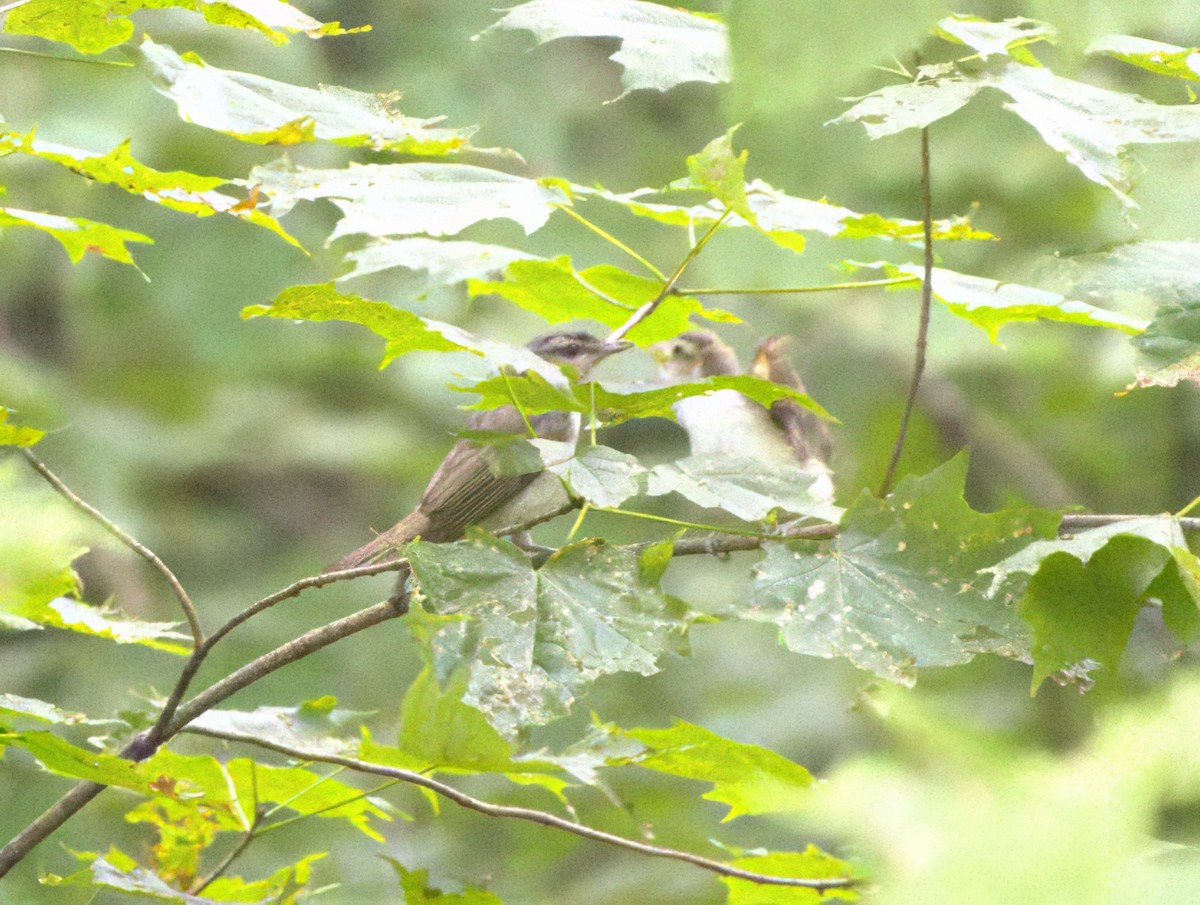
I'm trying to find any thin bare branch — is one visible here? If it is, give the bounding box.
[607,209,732,344]
[167,601,398,734]
[20,448,203,645]
[189,728,857,892]
[880,126,934,497]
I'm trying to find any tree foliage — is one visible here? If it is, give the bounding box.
[2,2,1200,903]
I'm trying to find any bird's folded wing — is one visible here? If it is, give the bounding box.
[752,336,832,464]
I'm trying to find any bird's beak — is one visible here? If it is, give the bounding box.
[599,339,635,358]
[648,341,670,365]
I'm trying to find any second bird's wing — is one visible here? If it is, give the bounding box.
[751,336,833,464]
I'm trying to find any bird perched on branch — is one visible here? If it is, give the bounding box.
[328,330,632,609]
[651,330,833,499]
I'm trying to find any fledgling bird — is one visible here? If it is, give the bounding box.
[328,330,631,609]
[651,330,834,500]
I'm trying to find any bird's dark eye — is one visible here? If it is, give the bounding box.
[673,343,685,355]
[563,342,582,357]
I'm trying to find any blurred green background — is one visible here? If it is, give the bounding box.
[2,1,1200,902]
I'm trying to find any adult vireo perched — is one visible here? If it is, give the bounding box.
[328,330,632,609]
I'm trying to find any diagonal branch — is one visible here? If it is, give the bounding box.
[20,448,203,645]
[185,727,857,892]
[879,126,934,497]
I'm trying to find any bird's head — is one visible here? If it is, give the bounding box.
[527,330,632,379]
[650,330,740,381]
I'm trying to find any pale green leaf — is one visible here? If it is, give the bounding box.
[615,719,814,820]
[1019,536,1174,689]
[588,179,991,250]
[547,444,644,508]
[0,407,44,447]
[468,256,737,346]
[143,748,394,840]
[0,206,152,265]
[896,264,1149,341]
[141,37,470,153]
[244,283,568,382]
[2,731,149,790]
[647,454,842,523]
[828,77,984,138]
[26,597,191,654]
[186,698,369,758]
[246,158,564,241]
[407,533,692,735]
[935,14,1057,62]
[477,0,730,100]
[745,455,1061,684]
[340,237,541,286]
[0,132,301,247]
[0,694,88,726]
[724,848,859,904]
[685,128,753,222]
[1088,34,1200,82]
[42,854,224,902]
[359,668,570,799]
[3,0,364,54]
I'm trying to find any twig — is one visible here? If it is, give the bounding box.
[607,209,732,344]
[0,601,399,877]
[187,728,857,892]
[20,448,203,646]
[678,276,920,295]
[166,602,398,734]
[879,126,934,497]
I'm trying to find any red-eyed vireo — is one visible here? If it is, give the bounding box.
[651,330,834,499]
[328,330,632,608]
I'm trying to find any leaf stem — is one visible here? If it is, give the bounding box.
[607,209,732,344]
[555,204,666,280]
[879,127,934,497]
[679,276,919,295]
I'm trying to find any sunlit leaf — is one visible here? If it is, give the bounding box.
[186,697,370,758]
[723,848,859,904]
[0,206,152,266]
[143,749,394,841]
[407,532,692,735]
[141,37,471,154]
[243,283,566,382]
[360,668,570,799]
[246,158,563,242]
[612,719,813,820]
[42,852,224,902]
[25,597,190,654]
[887,264,1149,341]
[828,77,984,138]
[685,128,753,222]
[340,237,541,286]
[468,257,737,346]
[4,0,364,54]
[0,132,301,247]
[745,455,1061,684]
[935,14,1056,64]
[647,455,842,523]
[2,731,149,790]
[0,408,44,447]
[0,694,88,726]
[1088,35,1200,82]
[587,179,990,251]
[476,0,730,100]
[200,853,325,905]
